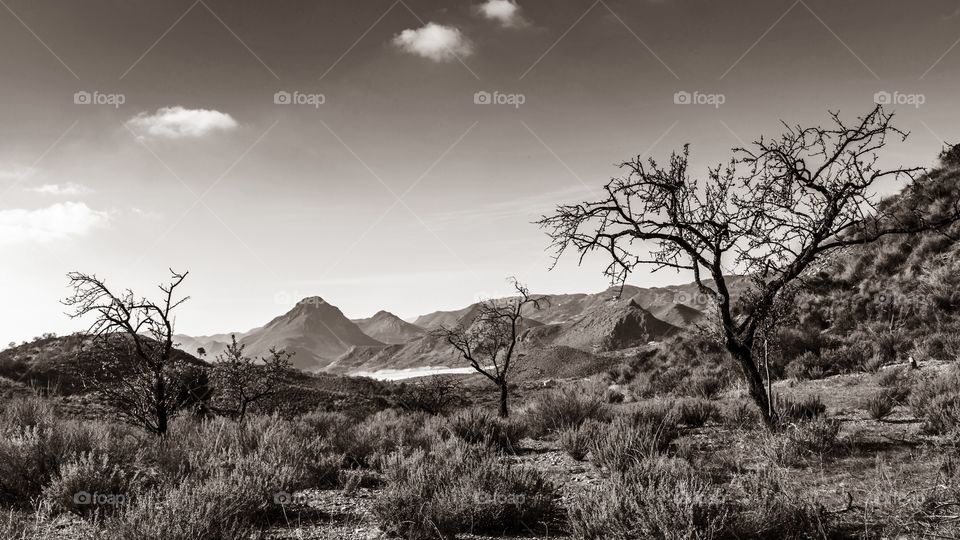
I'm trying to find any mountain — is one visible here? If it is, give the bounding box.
[174,332,236,359]
[238,297,384,372]
[353,311,425,344]
[412,306,475,329]
[524,300,680,352]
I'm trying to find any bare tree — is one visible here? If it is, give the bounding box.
[539,106,960,427]
[395,375,464,415]
[211,334,293,423]
[64,269,196,436]
[434,278,546,417]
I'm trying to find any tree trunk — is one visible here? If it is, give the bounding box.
[498,382,509,418]
[727,342,776,428]
[155,371,168,436]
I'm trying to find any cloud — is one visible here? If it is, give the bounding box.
[126,106,238,139]
[0,202,110,244]
[475,0,528,28]
[131,207,162,220]
[392,23,473,62]
[25,183,91,196]
[0,165,37,181]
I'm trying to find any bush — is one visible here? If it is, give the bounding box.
[671,398,719,428]
[524,384,609,437]
[101,469,266,540]
[558,420,603,461]
[909,368,960,433]
[921,394,960,435]
[43,453,142,517]
[591,406,678,473]
[787,418,841,454]
[721,400,761,429]
[785,351,831,380]
[685,371,726,400]
[448,409,526,454]
[864,389,897,421]
[373,440,559,539]
[776,394,825,424]
[568,457,729,539]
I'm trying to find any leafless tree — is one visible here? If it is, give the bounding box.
[395,375,464,415]
[64,269,197,436]
[434,278,546,417]
[539,106,960,427]
[211,334,293,423]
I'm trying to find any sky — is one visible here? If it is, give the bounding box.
[1,0,959,345]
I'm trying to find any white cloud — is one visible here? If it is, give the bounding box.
[126,106,238,139]
[392,23,473,62]
[475,0,528,28]
[0,165,37,181]
[131,207,162,220]
[0,202,110,244]
[25,183,91,196]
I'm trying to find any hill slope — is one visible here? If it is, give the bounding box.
[353,311,425,344]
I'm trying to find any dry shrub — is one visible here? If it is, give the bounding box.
[685,371,725,400]
[568,457,729,539]
[721,400,761,429]
[43,453,143,517]
[785,351,831,380]
[373,440,559,539]
[558,419,603,461]
[776,394,825,424]
[671,398,719,428]
[864,389,897,421]
[524,384,609,437]
[448,409,526,454]
[910,367,960,433]
[591,405,678,473]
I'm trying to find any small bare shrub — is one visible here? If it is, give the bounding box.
[721,400,760,429]
[864,389,897,421]
[776,394,825,424]
[671,398,719,428]
[373,440,559,539]
[787,417,841,454]
[558,420,603,461]
[524,384,609,437]
[568,457,728,539]
[686,372,725,400]
[591,406,678,473]
[448,409,526,454]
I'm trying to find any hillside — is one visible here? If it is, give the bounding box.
[239,297,385,372]
[353,311,425,344]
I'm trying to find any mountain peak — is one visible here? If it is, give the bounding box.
[296,296,328,307]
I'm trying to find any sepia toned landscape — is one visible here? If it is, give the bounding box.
[3,1,960,539]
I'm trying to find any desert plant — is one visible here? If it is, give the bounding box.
[524,383,609,437]
[448,408,526,454]
[722,400,761,430]
[787,417,841,454]
[671,398,719,428]
[864,389,898,421]
[591,406,678,473]
[558,420,603,461]
[776,394,826,424]
[373,440,559,539]
[568,457,729,539]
